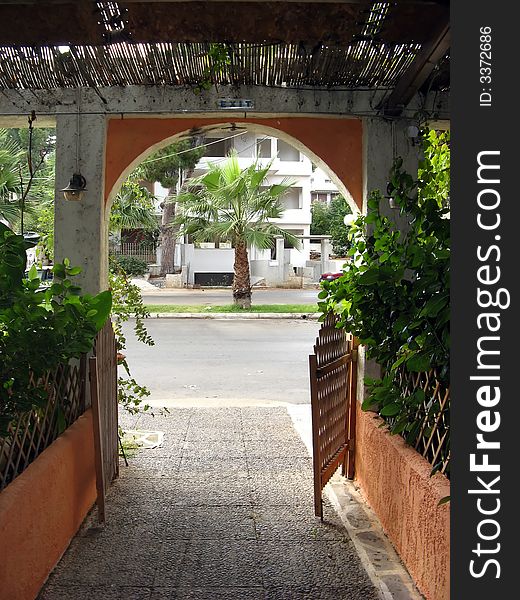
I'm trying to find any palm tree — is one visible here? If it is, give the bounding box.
[174,150,299,308]
[140,138,204,276]
[0,130,25,224]
[110,179,158,234]
[0,127,55,231]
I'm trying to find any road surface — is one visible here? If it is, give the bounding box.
[121,318,321,406]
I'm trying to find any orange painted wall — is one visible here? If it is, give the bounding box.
[0,411,97,600]
[355,406,450,600]
[105,117,363,209]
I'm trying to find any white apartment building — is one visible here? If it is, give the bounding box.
[310,168,340,205]
[154,132,339,287]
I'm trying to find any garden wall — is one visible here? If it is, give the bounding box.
[0,410,97,600]
[355,405,450,600]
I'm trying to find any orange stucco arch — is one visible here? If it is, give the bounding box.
[105,116,363,210]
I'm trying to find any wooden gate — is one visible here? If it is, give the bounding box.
[89,320,119,523]
[309,313,358,518]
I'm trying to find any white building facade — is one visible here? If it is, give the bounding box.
[155,132,340,287]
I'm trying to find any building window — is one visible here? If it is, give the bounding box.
[277,139,300,161]
[205,138,233,157]
[256,138,271,158]
[312,192,329,203]
[284,188,301,209]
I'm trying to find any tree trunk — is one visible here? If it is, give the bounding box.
[233,241,252,308]
[159,189,176,276]
[159,166,196,277]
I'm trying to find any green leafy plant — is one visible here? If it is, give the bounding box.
[319,130,450,439]
[175,149,299,307]
[114,255,148,277]
[0,223,112,436]
[311,195,352,256]
[140,139,205,276]
[110,179,158,234]
[194,43,231,93]
[109,261,154,414]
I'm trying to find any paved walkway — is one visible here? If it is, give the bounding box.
[38,407,415,600]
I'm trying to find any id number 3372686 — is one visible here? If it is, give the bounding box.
[480,26,492,108]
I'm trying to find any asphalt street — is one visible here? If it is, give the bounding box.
[121,318,321,406]
[140,287,320,305]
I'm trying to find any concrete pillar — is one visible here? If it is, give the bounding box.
[360,118,421,400]
[363,118,420,228]
[320,238,332,273]
[275,237,285,284]
[54,113,108,294]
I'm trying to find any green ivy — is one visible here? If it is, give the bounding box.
[319,130,450,426]
[0,223,112,436]
[109,260,154,414]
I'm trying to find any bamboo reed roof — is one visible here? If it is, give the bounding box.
[0,1,449,114]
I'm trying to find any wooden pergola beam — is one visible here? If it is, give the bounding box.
[0,0,448,4]
[382,18,450,116]
[0,1,449,46]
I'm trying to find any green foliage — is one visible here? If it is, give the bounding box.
[0,127,56,263]
[0,223,112,436]
[418,129,450,211]
[310,195,352,256]
[110,179,158,234]
[0,129,26,223]
[175,150,299,250]
[319,130,450,428]
[109,261,154,414]
[140,140,205,190]
[194,43,232,93]
[114,255,148,277]
[0,127,55,234]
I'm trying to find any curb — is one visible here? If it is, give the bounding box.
[145,312,320,320]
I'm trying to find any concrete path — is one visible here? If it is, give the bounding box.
[38,407,386,600]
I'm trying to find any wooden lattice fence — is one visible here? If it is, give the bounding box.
[309,313,358,518]
[393,366,450,476]
[0,358,87,492]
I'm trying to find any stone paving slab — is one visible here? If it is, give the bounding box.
[150,588,266,600]
[39,586,153,600]
[165,507,257,541]
[38,406,413,600]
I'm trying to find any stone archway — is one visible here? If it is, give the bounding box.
[53,112,418,294]
[104,116,363,215]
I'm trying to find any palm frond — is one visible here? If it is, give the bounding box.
[110,181,158,232]
[172,151,301,252]
[0,201,20,223]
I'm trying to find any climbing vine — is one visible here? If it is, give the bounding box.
[319,130,450,434]
[194,44,232,93]
[109,261,154,414]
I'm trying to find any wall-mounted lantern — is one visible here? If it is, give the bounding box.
[61,173,87,202]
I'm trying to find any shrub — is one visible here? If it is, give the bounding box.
[114,255,148,276]
[319,130,450,445]
[0,223,112,436]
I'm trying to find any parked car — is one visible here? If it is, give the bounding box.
[319,272,343,283]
